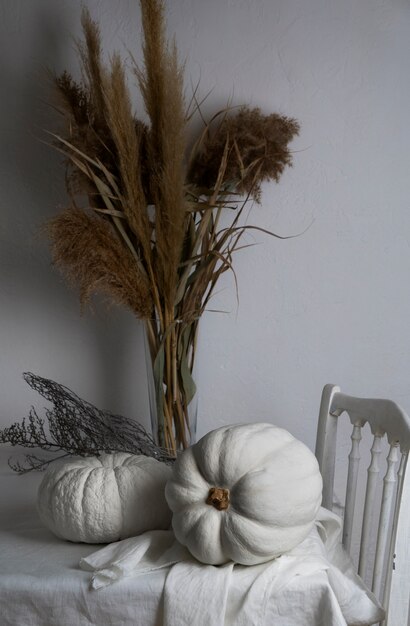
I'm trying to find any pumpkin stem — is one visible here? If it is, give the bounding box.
[206,487,230,511]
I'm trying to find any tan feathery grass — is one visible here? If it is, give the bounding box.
[78,10,106,127]
[136,0,186,307]
[102,52,152,264]
[48,207,153,317]
[46,0,300,454]
[188,106,299,202]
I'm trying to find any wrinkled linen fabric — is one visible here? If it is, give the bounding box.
[0,453,383,626]
[80,507,383,626]
[79,530,191,588]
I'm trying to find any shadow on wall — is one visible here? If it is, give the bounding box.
[0,2,148,424]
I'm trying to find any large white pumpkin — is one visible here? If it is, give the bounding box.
[165,423,322,565]
[37,453,172,543]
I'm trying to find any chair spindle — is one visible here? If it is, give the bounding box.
[381,451,408,624]
[372,443,400,598]
[343,423,362,552]
[358,433,382,579]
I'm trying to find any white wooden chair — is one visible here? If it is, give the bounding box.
[315,384,410,626]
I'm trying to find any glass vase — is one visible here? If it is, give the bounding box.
[144,318,199,456]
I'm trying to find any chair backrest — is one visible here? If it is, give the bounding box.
[315,384,410,626]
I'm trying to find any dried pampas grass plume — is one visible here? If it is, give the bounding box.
[48,208,153,318]
[102,52,152,260]
[136,0,187,305]
[188,106,300,202]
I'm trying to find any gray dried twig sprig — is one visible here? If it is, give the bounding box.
[0,373,174,473]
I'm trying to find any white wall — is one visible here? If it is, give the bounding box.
[1,0,410,464]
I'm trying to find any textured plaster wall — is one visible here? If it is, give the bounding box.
[1,0,410,474]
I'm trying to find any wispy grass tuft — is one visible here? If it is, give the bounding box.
[48,207,153,317]
[188,106,299,202]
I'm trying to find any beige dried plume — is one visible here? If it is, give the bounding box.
[48,208,152,317]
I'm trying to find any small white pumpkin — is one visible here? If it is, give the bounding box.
[165,423,322,565]
[37,453,172,543]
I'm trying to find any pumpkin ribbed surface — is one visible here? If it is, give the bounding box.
[165,423,322,565]
[37,453,172,543]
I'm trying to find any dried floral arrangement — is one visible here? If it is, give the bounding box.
[46,0,299,454]
[0,373,173,473]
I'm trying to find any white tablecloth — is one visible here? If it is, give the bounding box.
[0,448,383,626]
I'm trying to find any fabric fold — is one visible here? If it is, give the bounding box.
[80,530,191,589]
[79,508,384,626]
[164,561,234,626]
